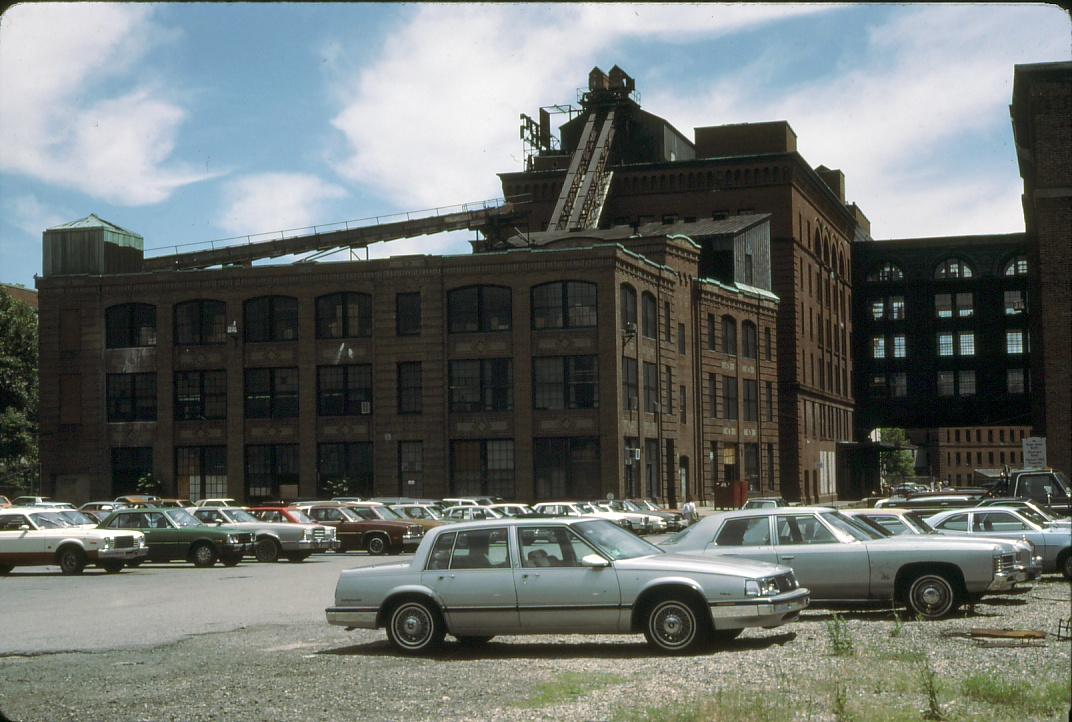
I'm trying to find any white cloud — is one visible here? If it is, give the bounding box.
[3,193,70,237]
[0,3,216,205]
[215,172,348,238]
[327,4,832,212]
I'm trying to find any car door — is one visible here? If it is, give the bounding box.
[0,513,47,564]
[421,528,519,634]
[971,510,1047,548]
[513,525,622,633]
[773,513,869,600]
[143,511,186,560]
[703,515,778,563]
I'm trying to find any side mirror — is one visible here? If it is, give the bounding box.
[215,521,223,526]
[580,553,610,568]
[19,524,30,531]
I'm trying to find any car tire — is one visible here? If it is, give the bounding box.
[285,553,311,563]
[1059,551,1071,581]
[455,635,494,646]
[57,546,86,576]
[710,628,743,645]
[386,599,445,654]
[366,535,388,556]
[101,561,125,574]
[191,543,218,568]
[906,573,958,619]
[643,596,709,654]
[255,538,281,563]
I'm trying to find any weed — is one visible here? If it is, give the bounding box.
[918,658,944,721]
[831,677,850,721]
[871,645,924,665]
[889,600,904,638]
[515,671,623,709]
[615,689,795,722]
[825,612,855,656]
[962,673,1072,716]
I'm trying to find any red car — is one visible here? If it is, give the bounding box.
[291,503,423,555]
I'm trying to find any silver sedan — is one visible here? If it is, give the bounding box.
[926,507,1072,579]
[327,517,809,654]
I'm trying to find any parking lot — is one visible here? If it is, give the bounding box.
[1,551,1069,722]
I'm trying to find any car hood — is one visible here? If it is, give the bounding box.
[864,536,1006,554]
[215,520,300,534]
[616,552,789,578]
[908,533,1031,553]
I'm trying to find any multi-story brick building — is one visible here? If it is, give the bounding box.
[35,210,779,505]
[912,426,1034,487]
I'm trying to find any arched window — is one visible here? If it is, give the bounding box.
[244,296,298,342]
[619,284,637,333]
[865,262,904,282]
[105,303,156,348]
[447,285,511,333]
[174,300,225,346]
[316,292,371,339]
[1003,256,1028,276]
[934,258,974,279]
[531,281,597,330]
[722,315,738,356]
[742,321,758,359]
[641,292,657,339]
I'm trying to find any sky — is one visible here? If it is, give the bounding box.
[0,3,1069,289]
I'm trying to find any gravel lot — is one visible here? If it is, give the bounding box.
[1,553,1069,722]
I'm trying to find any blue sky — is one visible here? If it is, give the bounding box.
[1,3,1068,288]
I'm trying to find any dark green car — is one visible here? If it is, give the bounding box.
[98,507,254,567]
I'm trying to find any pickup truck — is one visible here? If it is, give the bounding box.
[985,469,1071,516]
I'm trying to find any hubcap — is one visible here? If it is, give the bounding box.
[921,586,942,606]
[395,606,431,646]
[652,603,694,648]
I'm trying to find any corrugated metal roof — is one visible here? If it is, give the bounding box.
[46,213,143,238]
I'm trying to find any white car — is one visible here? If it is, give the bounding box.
[0,508,148,574]
[441,498,480,507]
[592,501,666,533]
[194,498,241,508]
[533,502,643,533]
[488,503,535,517]
[442,505,504,521]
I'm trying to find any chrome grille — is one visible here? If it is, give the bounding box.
[408,525,423,536]
[1015,548,1029,565]
[114,536,134,549]
[235,532,254,544]
[995,553,1016,573]
[312,528,325,539]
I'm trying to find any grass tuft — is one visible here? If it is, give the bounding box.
[515,671,623,709]
[962,673,1072,716]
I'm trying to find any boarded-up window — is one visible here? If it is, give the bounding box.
[60,309,80,351]
[60,374,81,425]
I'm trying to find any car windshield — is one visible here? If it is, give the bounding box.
[903,512,936,533]
[32,512,74,528]
[574,520,662,560]
[225,509,259,523]
[851,515,895,537]
[1012,507,1049,526]
[620,500,645,513]
[335,507,361,522]
[659,520,709,546]
[634,500,657,511]
[820,511,881,541]
[289,510,313,524]
[577,503,598,514]
[374,506,403,520]
[59,510,96,525]
[164,508,203,528]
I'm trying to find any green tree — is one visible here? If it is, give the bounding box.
[0,289,39,493]
[879,427,914,483]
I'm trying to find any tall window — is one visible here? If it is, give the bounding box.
[1004,290,1026,315]
[244,368,298,418]
[641,293,657,339]
[677,323,686,354]
[245,444,298,499]
[872,336,886,359]
[620,285,637,333]
[244,296,298,342]
[111,447,152,496]
[723,376,739,420]
[934,258,973,279]
[1004,256,1027,276]
[450,439,515,498]
[722,315,737,356]
[1007,369,1026,394]
[175,370,226,421]
[448,286,511,333]
[622,357,639,410]
[664,365,673,415]
[316,292,372,338]
[744,443,760,491]
[892,335,906,358]
[105,303,156,348]
[643,362,658,413]
[937,371,955,397]
[937,333,954,357]
[890,372,907,398]
[722,443,738,483]
[174,300,226,345]
[106,373,156,422]
[707,314,716,351]
[397,362,422,414]
[709,373,718,418]
[448,359,512,412]
[958,332,975,357]
[663,302,672,343]
[532,356,598,410]
[1005,331,1025,355]
[396,293,421,336]
[533,437,600,500]
[764,380,773,421]
[866,262,903,282]
[317,365,372,416]
[317,442,373,497]
[176,446,227,502]
[764,327,772,360]
[398,441,424,497]
[742,321,757,359]
[958,370,976,396]
[743,379,758,422]
[531,281,597,329]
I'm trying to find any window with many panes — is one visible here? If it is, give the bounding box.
[938,333,954,357]
[743,379,758,422]
[641,293,657,339]
[450,439,515,498]
[1006,330,1025,354]
[937,371,955,397]
[892,335,906,358]
[1004,256,1027,276]
[531,281,597,329]
[891,372,907,398]
[622,357,638,410]
[448,286,511,333]
[1006,369,1025,393]
[106,304,156,348]
[532,356,598,410]
[245,444,298,499]
[396,293,421,336]
[1004,290,1026,315]
[317,365,372,416]
[934,258,973,279]
[722,315,737,355]
[244,367,298,418]
[174,300,226,346]
[866,262,904,282]
[175,370,226,421]
[742,322,757,359]
[398,441,423,497]
[317,442,373,497]
[958,370,976,396]
[643,362,658,413]
[958,332,975,356]
[448,359,512,412]
[707,314,716,350]
[620,285,637,333]
[106,373,156,422]
[723,376,739,420]
[176,446,227,502]
[244,296,298,342]
[872,336,886,359]
[533,437,599,500]
[316,293,372,338]
[397,362,422,414]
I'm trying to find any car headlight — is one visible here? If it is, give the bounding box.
[303,528,313,540]
[745,578,780,597]
[226,534,237,544]
[101,537,113,550]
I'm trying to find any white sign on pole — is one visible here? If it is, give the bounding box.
[1022,437,1047,468]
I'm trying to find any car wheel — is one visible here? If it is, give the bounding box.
[255,538,281,563]
[1060,551,1071,581]
[643,596,708,653]
[101,561,125,574]
[191,543,218,568]
[57,546,86,576]
[710,628,743,644]
[455,636,494,646]
[366,535,388,556]
[386,599,445,654]
[285,553,311,563]
[0,565,12,575]
[906,573,958,619]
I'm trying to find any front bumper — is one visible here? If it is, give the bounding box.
[401,535,423,551]
[221,542,253,556]
[987,570,1017,592]
[96,547,148,562]
[708,588,811,630]
[280,538,338,553]
[326,606,378,629]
